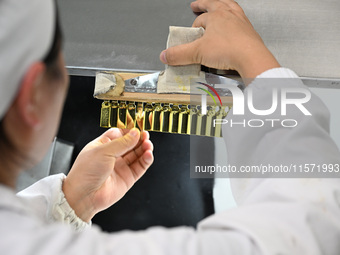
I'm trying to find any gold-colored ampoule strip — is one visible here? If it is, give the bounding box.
[118,101,127,128]
[127,101,136,129]
[189,105,198,135]
[100,101,111,128]
[100,101,229,138]
[135,102,144,130]
[169,104,180,133]
[160,103,171,133]
[214,106,229,137]
[178,105,190,134]
[195,106,204,136]
[205,106,216,137]
[152,103,163,132]
[143,103,154,131]
[111,101,119,128]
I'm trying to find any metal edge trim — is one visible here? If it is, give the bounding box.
[67,66,340,89]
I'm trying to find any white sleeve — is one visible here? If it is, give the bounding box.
[17,173,90,231]
[14,176,263,255]
[208,67,340,254]
[13,67,340,255]
[15,174,262,255]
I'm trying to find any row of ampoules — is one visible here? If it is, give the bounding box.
[100,101,230,137]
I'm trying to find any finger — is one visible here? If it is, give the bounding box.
[192,12,208,28]
[122,133,153,163]
[160,39,201,66]
[113,158,139,187]
[114,148,153,186]
[129,130,149,150]
[121,137,144,163]
[140,130,150,142]
[127,149,154,180]
[98,128,124,144]
[102,128,140,157]
[122,139,154,165]
[139,130,149,140]
[191,1,207,13]
[98,128,136,144]
[192,2,248,29]
[191,0,231,13]
[191,0,217,13]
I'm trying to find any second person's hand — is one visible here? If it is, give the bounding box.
[160,0,280,79]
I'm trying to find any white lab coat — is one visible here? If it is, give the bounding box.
[1,67,340,255]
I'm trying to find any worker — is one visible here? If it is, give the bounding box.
[1,0,339,255]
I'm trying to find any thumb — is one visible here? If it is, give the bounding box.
[102,128,140,157]
[160,40,201,66]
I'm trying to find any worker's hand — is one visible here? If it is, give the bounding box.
[62,128,154,222]
[159,0,280,79]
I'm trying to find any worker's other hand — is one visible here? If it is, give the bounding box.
[159,0,280,79]
[62,128,154,222]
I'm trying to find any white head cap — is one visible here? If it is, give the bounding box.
[0,0,55,120]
